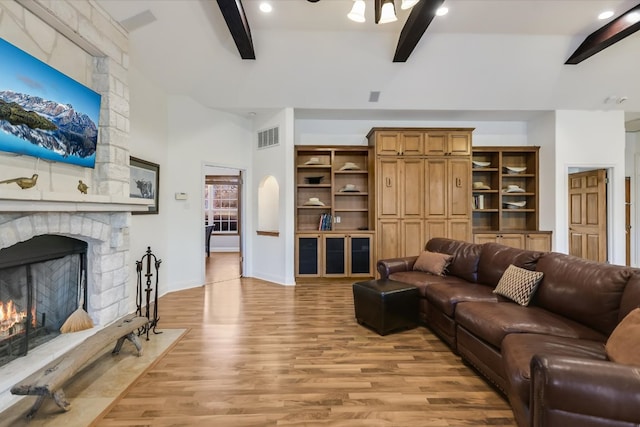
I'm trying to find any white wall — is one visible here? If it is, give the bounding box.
[165,96,253,291]
[528,113,557,238]
[128,64,169,307]
[294,118,529,147]
[251,109,296,285]
[554,110,627,263]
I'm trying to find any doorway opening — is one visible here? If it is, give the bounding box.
[204,166,243,283]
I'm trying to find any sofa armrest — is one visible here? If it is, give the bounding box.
[376,257,418,279]
[530,354,640,427]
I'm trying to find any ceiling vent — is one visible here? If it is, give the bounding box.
[258,127,279,149]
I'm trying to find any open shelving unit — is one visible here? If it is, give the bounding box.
[295,146,375,278]
[471,146,551,251]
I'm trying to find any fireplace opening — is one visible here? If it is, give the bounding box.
[0,235,87,368]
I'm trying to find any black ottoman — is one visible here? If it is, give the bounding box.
[352,279,419,335]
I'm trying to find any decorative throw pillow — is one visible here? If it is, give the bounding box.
[413,251,453,276]
[606,308,640,366]
[493,264,544,306]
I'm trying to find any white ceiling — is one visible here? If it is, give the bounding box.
[96,0,640,125]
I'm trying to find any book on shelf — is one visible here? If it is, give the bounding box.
[318,213,332,231]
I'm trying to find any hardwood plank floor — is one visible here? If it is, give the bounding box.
[94,277,516,426]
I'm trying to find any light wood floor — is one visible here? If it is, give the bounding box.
[94,275,516,426]
[205,252,241,284]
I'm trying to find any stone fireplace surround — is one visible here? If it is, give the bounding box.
[0,0,142,411]
[0,204,146,413]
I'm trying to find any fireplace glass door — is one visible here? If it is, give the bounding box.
[0,235,86,368]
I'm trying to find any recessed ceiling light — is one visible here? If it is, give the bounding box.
[259,2,273,13]
[598,10,614,20]
[436,7,449,17]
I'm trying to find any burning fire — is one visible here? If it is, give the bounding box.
[0,300,35,337]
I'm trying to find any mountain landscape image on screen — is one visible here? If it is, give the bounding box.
[0,90,98,165]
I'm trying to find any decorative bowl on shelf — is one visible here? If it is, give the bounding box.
[503,200,527,209]
[504,166,527,174]
[472,160,491,168]
[305,176,324,184]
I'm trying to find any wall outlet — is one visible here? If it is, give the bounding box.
[335,216,341,223]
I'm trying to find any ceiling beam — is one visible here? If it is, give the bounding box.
[566,3,640,64]
[216,0,255,60]
[393,0,445,62]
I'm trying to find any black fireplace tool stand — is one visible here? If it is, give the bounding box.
[136,246,162,340]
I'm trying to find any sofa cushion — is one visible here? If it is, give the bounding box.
[426,238,482,283]
[619,270,640,321]
[389,271,470,298]
[534,252,633,336]
[502,333,607,426]
[606,308,640,366]
[413,251,452,276]
[455,301,607,349]
[493,264,544,306]
[477,243,542,287]
[425,282,497,317]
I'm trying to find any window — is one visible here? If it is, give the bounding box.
[205,176,239,234]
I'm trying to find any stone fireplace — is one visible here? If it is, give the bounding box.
[0,207,143,412]
[0,0,148,413]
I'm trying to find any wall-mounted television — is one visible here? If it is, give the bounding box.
[0,38,101,168]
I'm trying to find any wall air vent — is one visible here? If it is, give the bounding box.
[258,127,279,149]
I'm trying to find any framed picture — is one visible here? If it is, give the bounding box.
[129,157,159,215]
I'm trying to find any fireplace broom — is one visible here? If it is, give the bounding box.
[60,270,94,333]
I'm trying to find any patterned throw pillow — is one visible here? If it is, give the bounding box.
[606,308,640,366]
[493,264,544,306]
[413,251,453,276]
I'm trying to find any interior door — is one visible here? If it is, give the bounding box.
[568,169,607,262]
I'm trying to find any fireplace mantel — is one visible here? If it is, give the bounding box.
[0,189,151,213]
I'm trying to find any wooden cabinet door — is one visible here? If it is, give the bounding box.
[474,233,498,245]
[448,132,471,156]
[448,220,471,242]
[296,234,322,277]
[424,220,448,242]
[401,159,424,218]
[401,219,424,257]
[500,234,525,249]
[349,234,374,277]
[525,233,552,252]
[424,132,448,156]
[377,220,400,260]
[323,235,347,277]
[448,158,471,219]
[401,132,424,156]
[375,132,402,156]
[377,159,400,217]
[425,159,447,218]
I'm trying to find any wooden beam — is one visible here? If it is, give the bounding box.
[393,0,445,62]
[216,0,255,60]
[566,3,640,64]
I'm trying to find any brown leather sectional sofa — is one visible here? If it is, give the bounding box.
[377,237,640,427]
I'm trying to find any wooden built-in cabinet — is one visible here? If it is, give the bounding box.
[471,146,552,251]
[294,146,375,278]
[369,128,473,259]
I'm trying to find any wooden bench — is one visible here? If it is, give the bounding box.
[11,314,149,419]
